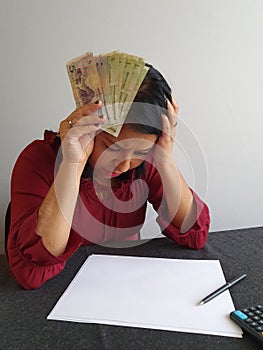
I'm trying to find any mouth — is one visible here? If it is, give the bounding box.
[103,170,123,178]
[109,172,122,178]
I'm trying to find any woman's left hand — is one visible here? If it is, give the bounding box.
[153,96,179,163]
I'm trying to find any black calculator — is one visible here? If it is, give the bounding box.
[230,305,263,344]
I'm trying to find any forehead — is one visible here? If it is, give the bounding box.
[101,125,158,148]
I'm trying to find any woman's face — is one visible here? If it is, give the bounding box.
[88,124,158,182]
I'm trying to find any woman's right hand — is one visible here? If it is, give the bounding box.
[35,101,105,258]
[59,100,105,164]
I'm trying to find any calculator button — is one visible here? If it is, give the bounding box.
[253,316,261,321]
[250,322,259,327]
[245,318,253,323]
[231,306,263,344]
[242,308,249,313]
[233,310,248,320]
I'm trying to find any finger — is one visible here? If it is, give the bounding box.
[66,123,102,138]
[162,113,176,139]
[60,120,102,141]
[79,100,102,116]
[171,96,179,115]
[161,114,171,135]
[167,99,178,127]
[66,100,103,126]
[61,104,105,133]
[74,111,106,127]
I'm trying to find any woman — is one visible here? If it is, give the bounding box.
[7,64,210,289]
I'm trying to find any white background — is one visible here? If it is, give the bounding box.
[1,0,263,252]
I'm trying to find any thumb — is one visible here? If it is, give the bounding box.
[79,131,95,150]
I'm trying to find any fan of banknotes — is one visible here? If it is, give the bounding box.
[66,51,149,137]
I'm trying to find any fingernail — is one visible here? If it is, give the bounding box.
[94,100,100,104]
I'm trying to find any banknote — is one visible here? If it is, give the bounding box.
[66,51,149,137]
[66,52,102,108]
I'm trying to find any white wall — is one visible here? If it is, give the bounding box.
[1,0,263,252]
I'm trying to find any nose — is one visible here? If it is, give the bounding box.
[115,159,132,173]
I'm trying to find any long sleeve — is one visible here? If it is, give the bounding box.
[7,132,210,290]
[146,161,210,249]
[7,132,82,289]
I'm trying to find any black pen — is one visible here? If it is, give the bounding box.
[199,274,247,306]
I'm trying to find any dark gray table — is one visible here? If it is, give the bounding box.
[1,227,263,350]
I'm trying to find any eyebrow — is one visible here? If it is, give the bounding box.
[104,137,153,152]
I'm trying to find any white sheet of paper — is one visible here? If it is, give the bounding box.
[47,254,242,338]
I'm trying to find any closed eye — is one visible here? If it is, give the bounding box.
[134,150,151,156]
[108,147,149,155]
[106,142,152,155]
[108,145,121,152]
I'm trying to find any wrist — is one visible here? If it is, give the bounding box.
[58,161,85,183]
[155,156,176,173]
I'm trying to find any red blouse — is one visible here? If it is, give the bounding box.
[7,131,210,289]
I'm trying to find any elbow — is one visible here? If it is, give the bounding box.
[9,262,48,290]
[188,224,210,250]
[16,277,44,290]
[189,235,207,250]
[188,204,210,250]
[10,268,45,290]
[8,249,65,290]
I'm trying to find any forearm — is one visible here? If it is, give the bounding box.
[36,161,84,256]
[155,158,196,233]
